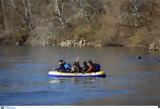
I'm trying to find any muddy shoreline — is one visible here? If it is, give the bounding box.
[0,39,160,53]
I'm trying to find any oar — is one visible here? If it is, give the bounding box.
[75,56,80,75]
[76,56,80,62]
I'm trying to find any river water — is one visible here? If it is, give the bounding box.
[0,46,160,105]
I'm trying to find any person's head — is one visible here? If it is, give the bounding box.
[73,63,76,67]
[88,60,93,65]
[83,61,87,65]
[58,59,64,65]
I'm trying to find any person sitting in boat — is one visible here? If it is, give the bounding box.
[76,61,82,72]
[82,61,89,72]
[70,62,82,73]
[87,60,95,72]
[70,63,76,73]
[55,60,65,72]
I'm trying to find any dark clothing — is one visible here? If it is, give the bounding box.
[82,64,89,72]
[94,63,101,71]
[75,62,82,72]
[56,63,65,72]
[70,65,82,73]
[75,66,82,72]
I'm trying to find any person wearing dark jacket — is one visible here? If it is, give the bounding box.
[94,63,101,71]
[75,61,82,72]
[55,60,65,72]
[70,62,82,73]
[82,61,89,72]
[70,63,76,73]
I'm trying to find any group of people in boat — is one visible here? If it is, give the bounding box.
[55,59,101,73]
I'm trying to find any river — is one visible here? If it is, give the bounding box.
[0,46,160,105]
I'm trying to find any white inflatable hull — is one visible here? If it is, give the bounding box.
[48,70,106,78]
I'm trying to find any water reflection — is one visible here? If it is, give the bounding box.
[48,77,98,91]
[49,77,97,84]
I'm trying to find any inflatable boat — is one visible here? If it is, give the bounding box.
[48,70,106,78]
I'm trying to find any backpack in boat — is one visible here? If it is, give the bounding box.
[64,63,71,70]
[94,63,101,71]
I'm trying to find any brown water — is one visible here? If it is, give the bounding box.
[0,46,160,105]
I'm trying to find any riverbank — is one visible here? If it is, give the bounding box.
[1,0,160,53]
[0,38,160,53]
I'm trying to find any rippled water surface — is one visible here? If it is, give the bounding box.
[0,46,160,105]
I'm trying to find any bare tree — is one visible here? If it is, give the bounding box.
[0,0,34,31]
[23,0,34,30]
[53,0,65,25]
[0,0,7,30]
